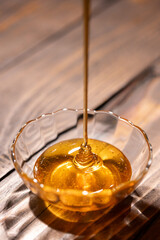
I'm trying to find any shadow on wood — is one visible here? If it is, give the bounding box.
[29,192,133,238]
[29,188,160,240]
[2,181,160,239]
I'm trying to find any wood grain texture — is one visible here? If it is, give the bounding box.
[137,214,160,240]
[1,61,160,240]
[1,0,160,239]
[1,0,160,178]
[0,0,111,178]
[96,67,160,240]
[0,0,105,69]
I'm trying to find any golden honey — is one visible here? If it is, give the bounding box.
[34,138,131,193]
[33,0,132,222]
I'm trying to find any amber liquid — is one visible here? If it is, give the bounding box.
[34,139,131,191]
[34,138,132,222]
[33,0,132,222]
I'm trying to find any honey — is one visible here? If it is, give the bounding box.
[34,138,131,196]
[33,0,132,222]
[33,138,132,221]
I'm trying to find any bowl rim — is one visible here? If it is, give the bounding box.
[11,108,152,197]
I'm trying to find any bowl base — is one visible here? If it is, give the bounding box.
[45,201,113,222]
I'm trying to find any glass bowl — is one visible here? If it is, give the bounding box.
[11,109,152,222]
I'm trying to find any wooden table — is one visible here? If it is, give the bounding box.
[0,0,160,239]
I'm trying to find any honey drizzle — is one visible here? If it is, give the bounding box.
[33,0,132,222]
[83,0,90,147]
[33,1,132,223]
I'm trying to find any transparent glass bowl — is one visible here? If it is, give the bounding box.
[11,109,152,222]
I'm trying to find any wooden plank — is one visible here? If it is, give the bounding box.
[136,214,160,240]
[1,55,160,240]
[0,0,105,69]
[1,0,160,179]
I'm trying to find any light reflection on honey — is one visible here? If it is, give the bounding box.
[33,138,132,222]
